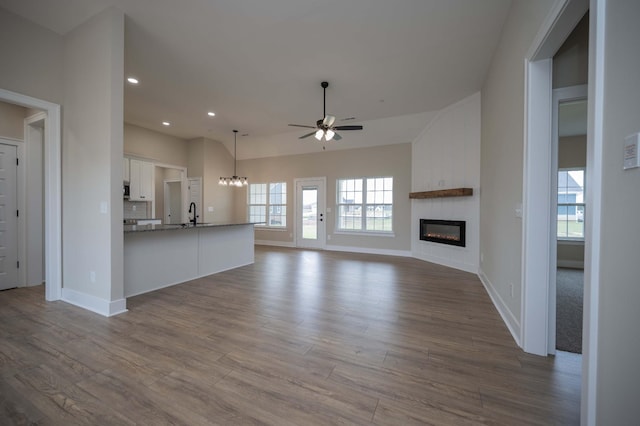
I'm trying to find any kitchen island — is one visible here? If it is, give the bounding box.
[124,222,255,297]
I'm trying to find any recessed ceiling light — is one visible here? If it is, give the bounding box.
[162,121,170,126]
[127,77,139,85]
[207,112,215,117]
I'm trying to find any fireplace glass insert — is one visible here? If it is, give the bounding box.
[420,219,466,247]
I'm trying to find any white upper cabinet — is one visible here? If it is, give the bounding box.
[129,158,154,201]
[123,157,130,182]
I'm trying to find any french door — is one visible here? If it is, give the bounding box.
[295,178,326,249]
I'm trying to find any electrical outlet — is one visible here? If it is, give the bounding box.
[480,252,484,263]
[90,271,96,283]
[328,234,331,240]
[509,282,514,298]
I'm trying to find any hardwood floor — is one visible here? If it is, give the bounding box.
[0,246,581,425]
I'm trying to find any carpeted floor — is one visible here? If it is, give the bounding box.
[556,268,584,353]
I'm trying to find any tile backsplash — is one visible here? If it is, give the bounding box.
[124,201,150,219]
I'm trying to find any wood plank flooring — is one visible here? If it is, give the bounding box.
[0,246,581,425]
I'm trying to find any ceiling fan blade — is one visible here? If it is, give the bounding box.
[334,125,363,131]
[323,115,336,127]
[299,131,316,139]
[289,124,316,129]
[332,132,342,141]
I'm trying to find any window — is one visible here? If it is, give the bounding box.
[557,169,585,240]
[248,182,286,227]
[337,177,393,233]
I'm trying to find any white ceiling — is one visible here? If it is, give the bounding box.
[1,0,512,158]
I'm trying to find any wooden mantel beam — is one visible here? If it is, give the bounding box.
[409,188,473,199]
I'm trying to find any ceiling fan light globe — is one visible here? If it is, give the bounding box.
[315,129,324,140]
[325,129,335,141]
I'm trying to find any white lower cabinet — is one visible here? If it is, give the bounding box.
[129,159,154,201]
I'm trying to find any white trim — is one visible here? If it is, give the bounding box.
[521,0,590,358]
[528,0,589,61]
[413,251,477,274]
[478,269,521,347]
[22,112,47,289]
[62,288,128,317]
[256,240,413,259]
[294,177,326,249]
[326,245,411,258]
[0,88,62,302]
[582,0,604,422]
[255,240,296,248]
[522,58,553,356]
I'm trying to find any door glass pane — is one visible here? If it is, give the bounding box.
[302,188,317,240]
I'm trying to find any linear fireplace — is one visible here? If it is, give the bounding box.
[420,219,466,247]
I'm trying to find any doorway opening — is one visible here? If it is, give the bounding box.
[0,89,60,301]
[552,87,587,355]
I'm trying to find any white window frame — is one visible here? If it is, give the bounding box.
[248,181,287,228]
[557,167,585,241]
[336,176,393,235]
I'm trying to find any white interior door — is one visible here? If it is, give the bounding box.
[295,178,326,249]
[0,143,18,290]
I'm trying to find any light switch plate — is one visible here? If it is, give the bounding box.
[624,133,640,170]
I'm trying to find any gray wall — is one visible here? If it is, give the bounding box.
[0,101,27,139]
[553,12,589,89]
[480,0,556,327]
[239,143,412,253]
[61,8,124,302]
[0,8,63,104]
[595,1,640,421]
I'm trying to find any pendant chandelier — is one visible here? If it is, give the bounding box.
[218,129,248,187]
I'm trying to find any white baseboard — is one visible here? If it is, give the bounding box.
[326,245,412,257]
[477,269,521,347]
[62,288,128,317]
[412,252,478,274]
[255,240,296,248]
[255,241,411,258]
[557,260,584,269]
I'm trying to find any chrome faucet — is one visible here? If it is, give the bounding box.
[189,202,197,225]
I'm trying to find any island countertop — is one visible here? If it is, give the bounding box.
[124,222,259,233]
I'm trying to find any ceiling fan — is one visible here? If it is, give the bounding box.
[289,81,363,142]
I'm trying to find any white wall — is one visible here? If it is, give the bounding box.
[0,7,63,104]
[189,137,236,224]
[480,0,556,338]
[124,123,188,167]
[411,92,480,273]
[61,8,125,313]
[595,0,640,421]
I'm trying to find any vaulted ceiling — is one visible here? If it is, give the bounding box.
[1,0,512,158]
